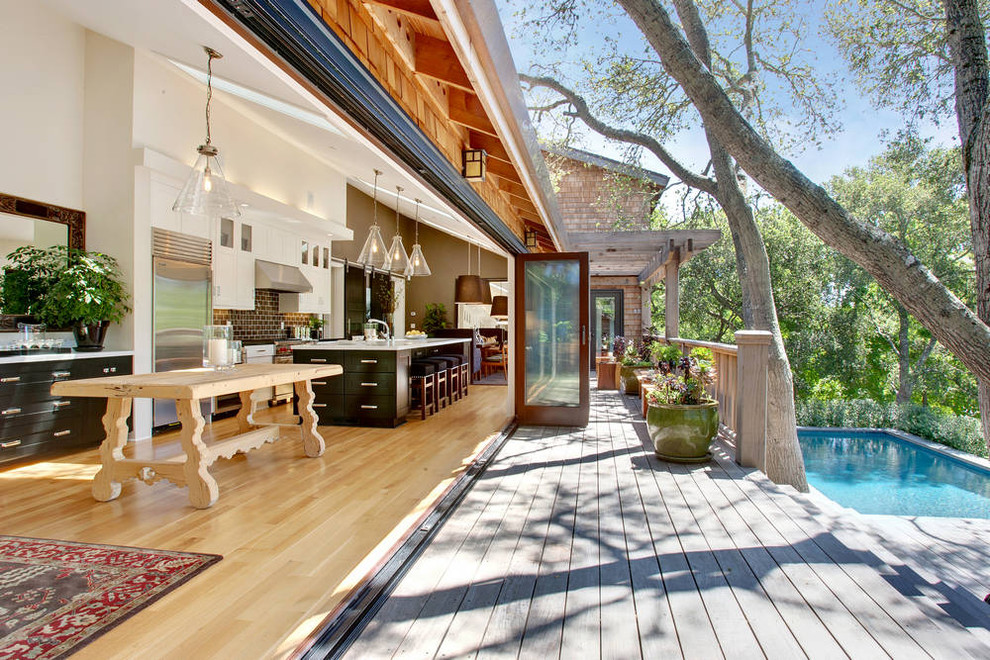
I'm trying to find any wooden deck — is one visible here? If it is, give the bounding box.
[343,388,990,659]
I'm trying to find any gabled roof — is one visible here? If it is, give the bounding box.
[544,144,671,188]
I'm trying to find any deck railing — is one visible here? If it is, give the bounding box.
[659,331,771,469]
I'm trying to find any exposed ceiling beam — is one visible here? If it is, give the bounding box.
[468,130,511,162]
[413,34,474,92]
[486,157,523,183]
[364,0,439,22]
[496,176,529,200]
[447,88,498,136]
[511,197,539,216]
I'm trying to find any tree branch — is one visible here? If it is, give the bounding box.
[520,73,716,194]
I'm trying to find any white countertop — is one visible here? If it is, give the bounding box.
[292,337,470,352]
[0,350,135,365]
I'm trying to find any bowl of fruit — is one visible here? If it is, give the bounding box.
[405,329,427,340]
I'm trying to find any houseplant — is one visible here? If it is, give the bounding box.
[422,302,449,336]
[618,339,652,395]
[308,317,324,339]
[1,246,129,351]
[645,347,719,462]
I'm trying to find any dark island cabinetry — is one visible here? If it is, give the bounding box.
[0,354,133,467]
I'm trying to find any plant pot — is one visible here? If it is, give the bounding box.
[646,400,719,463]
[619,364,649,395]
[73,320,110,352]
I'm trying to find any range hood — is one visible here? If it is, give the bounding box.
[255,259,313,293]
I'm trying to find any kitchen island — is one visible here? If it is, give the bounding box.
[293,337,471,428]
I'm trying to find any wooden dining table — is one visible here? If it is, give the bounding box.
[51,363,342,509]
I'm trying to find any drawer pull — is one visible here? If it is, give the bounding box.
[360,382,378,387]
[1,440,21,449]
[1,376,21,383]
[310,358,327,363]
[360,404,378,410]
[312,403,327,408]
[103,367,110,374]
[101,366,119,374]
[312,380,327,386]
[53,430,71,437]
[52,371,71,379]
[360,359,378,364]
[52,400,71,409]
[2,407,21,416]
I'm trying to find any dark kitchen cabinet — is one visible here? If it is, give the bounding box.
[0,354,133,467]
[344,265,366,339]
[294,348,409,428]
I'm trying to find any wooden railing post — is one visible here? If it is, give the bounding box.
[734,330,771,469]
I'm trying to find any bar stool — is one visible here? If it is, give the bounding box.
[409,360,436,419]
[439,353,469,399]
[432,356,460,406]
[420,357,449,409]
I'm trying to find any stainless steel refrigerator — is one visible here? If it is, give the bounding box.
[152,228,213,428]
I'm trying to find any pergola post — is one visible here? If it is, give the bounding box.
[735,330,771,470]
[664,249,680,339]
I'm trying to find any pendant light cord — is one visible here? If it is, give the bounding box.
[395,186,403,233]
[203,47,222,146]
[414,199,421,242]
[372,169,381,226]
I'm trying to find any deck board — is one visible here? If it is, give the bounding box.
[343,387,990,659]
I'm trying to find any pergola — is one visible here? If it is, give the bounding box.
[567,228,722,336]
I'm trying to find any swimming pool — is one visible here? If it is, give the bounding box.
[797,429,990,519]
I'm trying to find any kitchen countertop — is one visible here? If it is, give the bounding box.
[0,349,134,365]
[292,337,470,352]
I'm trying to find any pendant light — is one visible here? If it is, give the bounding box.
[405,198,432,277]
[358,169,388,268]
[173,47,239,218]
[455,241,485,303]
[384,186,410,273]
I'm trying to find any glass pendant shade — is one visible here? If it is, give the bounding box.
[455,275,485,303]
[358,223,389,269]
[173,145,239,217]
[385,235,410,273]
[405,243,432,276]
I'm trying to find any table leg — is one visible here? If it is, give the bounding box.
[176,398,219,509]
[235,390,255,432]
[92,397,132,502]
[294,379,325,458]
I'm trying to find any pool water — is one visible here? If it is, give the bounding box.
[798,430,990,519]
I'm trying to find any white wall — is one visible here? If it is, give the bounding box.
[0,1,86,207]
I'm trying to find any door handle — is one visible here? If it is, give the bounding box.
[581,324,587,346]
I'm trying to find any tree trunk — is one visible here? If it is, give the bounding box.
[674,0,806,490]
[946,0,990,448]
[615,0,990,390]
[895,305,913,404]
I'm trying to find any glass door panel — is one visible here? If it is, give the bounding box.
[591,289,624,370]
[515,252,589,426]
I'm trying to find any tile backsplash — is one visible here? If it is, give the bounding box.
[213,289,314,340]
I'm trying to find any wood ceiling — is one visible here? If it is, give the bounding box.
[568,230,722,282]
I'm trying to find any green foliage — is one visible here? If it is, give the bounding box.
[308,317,324,330]
[651,342,682,367]
[0,246,129,327]
[810,376,846,402]
[646,350,718,406]
[422,303,449,336]
[796,399,987,458]
[620,340,651,366]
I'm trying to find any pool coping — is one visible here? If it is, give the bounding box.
[798,425,990,474]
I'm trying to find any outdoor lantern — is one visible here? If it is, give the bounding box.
[524,229,538,249]
[357,169,389,269]
[173,47,239,218]
[462,148,487,182]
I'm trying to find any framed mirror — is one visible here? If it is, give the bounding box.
[0,192,86,329]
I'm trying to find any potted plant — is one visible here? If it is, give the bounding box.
[422,302,449,336]
[618,339,652,395]
[2,246,129,351]
[308,317,324,339]
[645,347,719,463]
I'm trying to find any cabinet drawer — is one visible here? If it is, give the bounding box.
[0,380,63,406]
[0,397,83,423]
[0,421,85,466]
[344,372,394,396]
[294,350,343,366]
[72,356,132,379]
[345,393,395,418]
[344,352,395,373]
[309,394,344,424]
[310,374,343,395]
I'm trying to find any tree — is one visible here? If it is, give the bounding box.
[516,0,841,489]
[611,0,990,452]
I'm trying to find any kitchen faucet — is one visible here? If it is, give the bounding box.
[366,318,391,342]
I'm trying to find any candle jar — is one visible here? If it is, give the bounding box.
[203,325,233,370]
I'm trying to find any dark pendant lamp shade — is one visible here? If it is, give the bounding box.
[455,275,485,303]
[490,295,509,319]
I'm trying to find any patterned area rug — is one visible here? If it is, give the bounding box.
[0,536,221,659]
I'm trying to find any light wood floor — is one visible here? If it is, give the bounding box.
[0,385,510,659]
[345,387,990,658]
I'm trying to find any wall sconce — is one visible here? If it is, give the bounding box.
[524,229,538,249]
[462,149,487,182]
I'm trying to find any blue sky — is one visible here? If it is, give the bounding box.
[496,0,958,188]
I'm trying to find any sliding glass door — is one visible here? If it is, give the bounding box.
[514,252,589,426]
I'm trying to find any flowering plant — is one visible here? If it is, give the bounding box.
[645,347,717,406]
[620,338,652,366]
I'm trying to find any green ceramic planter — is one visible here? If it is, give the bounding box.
[646,400,719,463]
[619,364,650,395]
